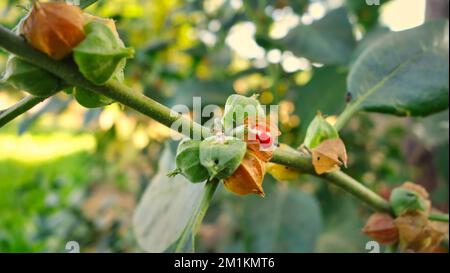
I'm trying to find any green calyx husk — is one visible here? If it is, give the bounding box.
[170,139,209,183]
[73,21,134,85]
[390,188,427,217]
[199,136,247,180]
[73,86,113,108]
[222,94,266,133]
[303,113,339,149]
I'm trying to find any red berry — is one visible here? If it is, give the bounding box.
[257,130,272,145]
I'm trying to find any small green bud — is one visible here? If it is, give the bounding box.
[303,113,339,149]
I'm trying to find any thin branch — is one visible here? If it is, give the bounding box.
[0,95,47,127]
[429,213,449,223]
[271,147,392,213]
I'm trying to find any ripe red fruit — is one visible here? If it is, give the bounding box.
[255,126,272,145]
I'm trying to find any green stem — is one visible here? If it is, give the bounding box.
[428,213,449,222]
[322,171,392,213]
[0,95,47,127]
[175,180,219,252]
[271,147,392,213]
[334,103,359,132]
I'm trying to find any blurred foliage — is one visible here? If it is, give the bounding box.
[0,0,448,252]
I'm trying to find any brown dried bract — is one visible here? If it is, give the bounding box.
[401,182,430,201]
[21,1,85,60]
[246,143,273,162]
[223,152,265,196]
[362,213,399,245]
[400,182,432,214]
[311,138,348,175]
[395,212,446,252]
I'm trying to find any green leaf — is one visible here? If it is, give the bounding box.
[351,27,390,63]
[241,182,322,252]
[132,145,205,252]
[347,20,449,117]
[293,66,347,144]
[282,8,356,65]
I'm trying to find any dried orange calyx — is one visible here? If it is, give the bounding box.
[21,1,86,60]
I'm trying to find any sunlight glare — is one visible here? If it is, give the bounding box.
[381,0,426,31]
[226,22,265,59]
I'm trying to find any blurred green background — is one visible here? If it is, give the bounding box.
[0,0,448,252]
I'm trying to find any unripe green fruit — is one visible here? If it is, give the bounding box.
[73,87,113,108]
[73,21,134,85]
[168,139,209,183]
[199,136,246,180]
[2,55,63,97]
[390,188,427,216]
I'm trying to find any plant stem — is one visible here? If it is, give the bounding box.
[175,180,219,252]
[0,24,391,215]
[271,147,392,213]
[334,103,358,132]
[429,213,449,222]
[0,95,47,127]
[192,180,219,234]
[322,171,392,213]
